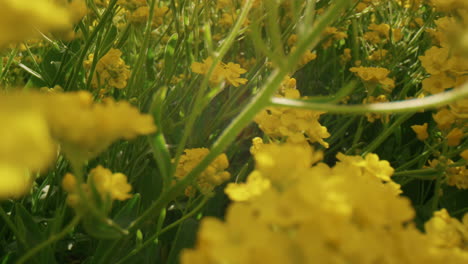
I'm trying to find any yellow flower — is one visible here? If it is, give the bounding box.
[422,73,455,94]
[425,209,465,248]
[224,171,271,202]
[191,57,248,87]
[340,48,352,64]
[128,6,169,26]
[419,47,454,75]
[174,148,230,196]
[223,62,248,87]
[350,66,395,92]
[42,91,156,162]
[89,165,132,201]
[461,150,468,161]
[0,165,33,200]
[447,128,464,146]
[84,48,131,90]
[62,165,132,208]
[363,23,390,44]
[321,27,348,48]
[254,77,330,147]
[411,123,429,141]
[0,0,73,46]
[0,95,56,199]
[367,49,388,61]
[433,108,456,130]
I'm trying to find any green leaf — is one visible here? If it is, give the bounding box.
[114,194,141,227]
[163,33,179,79]
[166,218,199,264]
[14,204,52,263]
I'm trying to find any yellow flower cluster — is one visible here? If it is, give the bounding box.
[0,102,56,199]
[84,48,131,90]
[0,91,156,199]
[191,57,248,87]
[363,23,402,44]
[322,27,348,49]
[425,208,468,250]
[184,143,468,263]
[42,91,157,162]
[62,165,132,209]
[411,123,429,141]
[254,76,330,147]
[350,66,395,92]
[428,158,468,189]
[174,148,230,196]
[0,0,76,46]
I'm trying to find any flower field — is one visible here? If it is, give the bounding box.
[1,0,468,263]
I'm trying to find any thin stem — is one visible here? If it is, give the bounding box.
[126,0,157,95]
[362,113,413,155]
[270,81,468,114]
[16,216,81,264]
[117,196,208,264]
[0,206,28,249]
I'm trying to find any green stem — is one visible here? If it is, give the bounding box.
[393,168,438,177]
[270,81,468,114]
[126,0,157,96]
[117,196,208,264]
[362,113,413,155]
[16,216,81,264]
[0,206,28,249]
[431,173,443,212]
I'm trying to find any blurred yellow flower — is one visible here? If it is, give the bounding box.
[89,165,133,201]
[84,48,131,90]
[350,66,395,92]
[447,128,464,146]
[191,57,248,87]
[42,91,156,162]
[411,123,429,141]
[0,95,56,199]
[0,0,73,46]
[175,148,230,196]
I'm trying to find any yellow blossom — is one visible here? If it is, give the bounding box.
[0,95,56,199]
[419,47,454,75]
[224,171,271,202]
[425,209,464,248]
[191,57,248,87]
[340,48,352,64]
[255,77,330,147]
[367,49,388,61]
[447,128,464,146]
[350,66,395,92]
[433,108,456,130]
[411,123,429,141]
[322,27,348,48]
[84,48,131,90]
[174,148,230,196]
[0,0,73,46]
[42,91,156,162]
[461,150,468,160]
[128,6,169,26]
[182,144,448,264]
[62,165,132,209]
[422,73,455,94]
[88,165,133,201]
